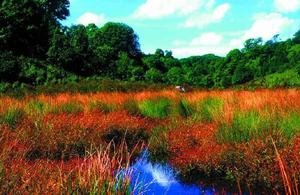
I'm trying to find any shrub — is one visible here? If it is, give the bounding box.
[194,97,223,122]
[123,99,140,116]
[0,108,25,129]
[139,97,171,119]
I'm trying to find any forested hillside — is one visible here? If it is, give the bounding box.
[1,0,300,91]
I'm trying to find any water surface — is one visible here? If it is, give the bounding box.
[127,152,217,195]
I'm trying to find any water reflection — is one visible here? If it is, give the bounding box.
[129,151,217,195]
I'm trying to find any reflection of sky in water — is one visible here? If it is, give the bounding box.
[127,151,216,195]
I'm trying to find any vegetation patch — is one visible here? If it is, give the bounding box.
[123,99,141,116]
[24,100,47,116]
[102,127,149,150]
[176,99,194,119]
[50,101,84,114]
[139,97,171,119]
[0,107,25,130]
[193,97,223,122]
[89,100,117,114]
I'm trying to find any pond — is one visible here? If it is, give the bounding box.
[122,151,219,195]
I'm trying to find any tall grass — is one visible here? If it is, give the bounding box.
[217,111,300,143]
[148,126,169,163]
[88,100,117,114]
[176,99,194,119]
[0,107,25,129]
[123,99,141,116]
[59,142,146,195]
[271,138,299,195]
[24,100,47,116]
[193,97,223,122]
[139,97,171,119]
[50,101,84,114]
[1,142,147,194]
[280,113,300,139]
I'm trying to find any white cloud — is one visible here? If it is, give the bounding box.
[132,0,212,19]
[77,12,106,26]
[171,46,231,58]
[191,32,223,46]
[184,3,231,28]
[170,32,229,57]
[275,0,300,13]
[245,13,294,40]
[230,12,295,48]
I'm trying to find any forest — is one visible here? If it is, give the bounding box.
[1,0,300,92]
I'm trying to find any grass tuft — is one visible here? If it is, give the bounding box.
[89,100,116,114]
[24,100,47,116]
[0,107,25,130]
[139,97,171,119]
[123,99,141,116]
[51,101,84,114]
[177,99,194,118]
[194,97,223,122]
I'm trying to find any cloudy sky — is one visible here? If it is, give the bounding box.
[64,0,300,58]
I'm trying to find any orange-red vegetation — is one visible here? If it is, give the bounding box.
[168,123,226,167]
[0,89,299,193]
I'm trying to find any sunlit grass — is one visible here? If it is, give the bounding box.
[193,96,223,122]
[217,111,300,143]
[139,97,171,119]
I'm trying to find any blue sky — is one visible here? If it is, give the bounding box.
[64,0,300,58]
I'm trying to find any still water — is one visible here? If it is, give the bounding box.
[124,151,218,195]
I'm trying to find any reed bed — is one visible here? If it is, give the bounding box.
[0,89,299,193]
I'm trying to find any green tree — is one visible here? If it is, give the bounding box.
[0,52,20,82]
[145,68,163,83]
[100,22,141,57]
[0,0,70,57]
[166,67,183,85]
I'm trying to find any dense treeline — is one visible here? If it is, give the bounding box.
[1,0,300,91]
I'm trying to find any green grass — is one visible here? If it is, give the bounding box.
[51,101,84,114]
[139,97,171,119]
[0,107,25,129]
[24,100,47,116]
[217,111,300,143]
[193,97,223,122]
[176,99,194,119]
[280,112,300,139]
[123,99,141,116]
[88,100,117,114]
[246,69,300,89]
[148,126,169,163]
